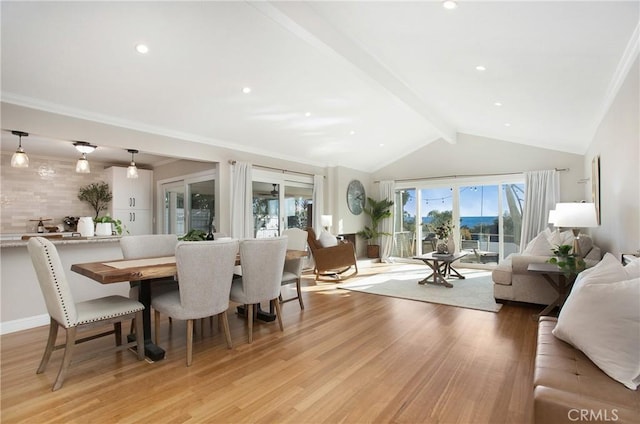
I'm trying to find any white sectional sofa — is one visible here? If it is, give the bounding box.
[492,229,601,304]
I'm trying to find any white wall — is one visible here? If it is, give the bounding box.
[372,133,585,202]
[583,57,639,257]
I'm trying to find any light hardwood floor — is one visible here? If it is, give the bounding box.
[1,263,539,424]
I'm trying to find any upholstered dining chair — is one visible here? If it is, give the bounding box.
[151,239,239,366]
[120,234,179,298]
[120,234,179,331]
[27,237,145,391]
[230,237,288,343]
[280,228,308,309]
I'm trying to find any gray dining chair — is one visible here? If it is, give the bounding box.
[280,228,308,309]
[120,234,179,297]
[120,234,179,330]
[27,237,145,391]
[151,239,239,366]
[230,237,288,343]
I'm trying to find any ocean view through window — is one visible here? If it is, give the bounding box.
[392,179,525,266]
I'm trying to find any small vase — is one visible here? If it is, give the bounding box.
[77,217,94,237]
[435,237,449,254]
[447,236,455,254]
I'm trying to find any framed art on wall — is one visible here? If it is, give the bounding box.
[591,155,601,225]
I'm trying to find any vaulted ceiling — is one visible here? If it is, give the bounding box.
[1,1,638,171]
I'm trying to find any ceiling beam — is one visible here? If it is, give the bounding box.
[252,1,457,144]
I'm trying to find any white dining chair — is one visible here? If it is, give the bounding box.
[27,237,145,391]
[230,237,288,343]
[151,239,239,366]
[281,228,308,309]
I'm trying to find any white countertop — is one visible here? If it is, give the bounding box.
[0,234,121,248]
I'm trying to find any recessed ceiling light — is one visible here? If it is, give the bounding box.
[379,143,385,147]
[442,0,458,10]
[494,102,502,107]
[242,87,252,94]
[476,65,486,71]
[305,112,311,117]
[349,130,356,135]
[504,123,511,127]
[135,44,149,54]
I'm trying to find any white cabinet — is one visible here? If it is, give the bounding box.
[106,167,153,235]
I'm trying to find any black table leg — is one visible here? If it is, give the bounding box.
[136,280,166,361]
[236,304,276,322]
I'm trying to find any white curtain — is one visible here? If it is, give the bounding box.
[312,175,324,238]
[231,162,254,239]
[378,180,395,262]
[520,169,559,251]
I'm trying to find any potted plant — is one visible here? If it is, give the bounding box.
[357,197,394,258]
[178,229,208,241]
[548,244,586,276]
[78,181,112,220]
[429,220,455,254]
[94,216,124,236]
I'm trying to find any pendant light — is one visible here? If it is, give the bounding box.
[10,130,29,168]
[75,153,90,173]
[126,149,139,179]
[73,141,96,173]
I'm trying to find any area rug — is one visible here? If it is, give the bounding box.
[339,266,502,313]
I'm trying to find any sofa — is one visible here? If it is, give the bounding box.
[534,317,640,424]
[532,253,640,423]
[492,229,601,304]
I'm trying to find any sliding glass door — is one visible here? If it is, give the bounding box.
[393,177,525,266]
[161,172,216,236]
[252,170,314,238]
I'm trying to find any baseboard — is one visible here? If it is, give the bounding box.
[0,314,49,335]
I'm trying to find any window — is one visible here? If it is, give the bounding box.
[393,176,525,266]
[252,170,313,238]
[160,171,216,236]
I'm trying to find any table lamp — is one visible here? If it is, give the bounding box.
[548,209,558,229]
[321,215,333,232]
[554,203,598,257]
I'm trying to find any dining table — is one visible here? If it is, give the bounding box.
[71,249,307,361]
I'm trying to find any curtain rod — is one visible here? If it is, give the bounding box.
[228,160,319,178]
[374,168,569,184]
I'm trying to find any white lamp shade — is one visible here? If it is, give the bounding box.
[127,163,139,179]
[75,155,90,173]
[554,203,598,228]
[11,149,29,168]
[321,215,333,228]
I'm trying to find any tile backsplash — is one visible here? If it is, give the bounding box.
[1,153,110,234]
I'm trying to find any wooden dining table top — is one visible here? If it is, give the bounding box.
[71,249,308,284]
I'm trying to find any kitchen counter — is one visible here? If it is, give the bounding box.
[1,234,121,248]
[1,233,127,334]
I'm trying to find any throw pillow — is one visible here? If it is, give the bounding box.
[553,276,640,390]
[576,235,593,258]
[571,252,627,292]
[318,230,338,248]
[546,229,565,247]
[625,257,640,279]
[523,232,553,256]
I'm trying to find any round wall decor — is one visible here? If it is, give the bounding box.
[346,179,366,215]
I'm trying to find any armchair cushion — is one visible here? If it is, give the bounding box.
[306,228,358,281]
[318,230,338,247]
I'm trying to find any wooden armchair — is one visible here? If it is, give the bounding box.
[306,228,358,281]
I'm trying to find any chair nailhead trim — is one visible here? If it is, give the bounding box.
[39,239,72,327]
